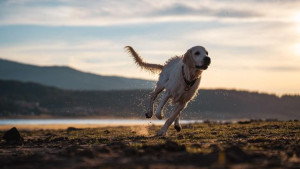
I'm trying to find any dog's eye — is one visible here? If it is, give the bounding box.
[195,51,200,55]
[206,51,208,55]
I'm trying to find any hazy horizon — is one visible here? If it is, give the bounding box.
[0,57,298,97]
[1,0,300,95]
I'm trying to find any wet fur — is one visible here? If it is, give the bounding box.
[125,46,209,136]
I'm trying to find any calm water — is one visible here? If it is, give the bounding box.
[0,119,204,126]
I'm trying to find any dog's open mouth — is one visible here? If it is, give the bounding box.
[195,65,209,70]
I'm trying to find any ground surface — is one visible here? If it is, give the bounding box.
[0,121,299,169]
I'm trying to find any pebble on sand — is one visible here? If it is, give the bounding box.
[2,127,23,145]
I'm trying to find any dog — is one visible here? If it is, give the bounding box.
[125,46,211,136]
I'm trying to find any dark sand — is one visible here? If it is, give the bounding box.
[0,121,299,169]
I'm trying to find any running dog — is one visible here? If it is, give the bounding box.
[125,46,211,136]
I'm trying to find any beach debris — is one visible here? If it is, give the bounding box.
[2,127,23,145]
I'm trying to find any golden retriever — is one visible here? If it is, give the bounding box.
[125,46,211,136]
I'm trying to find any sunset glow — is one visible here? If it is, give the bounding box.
[0,0,300,95]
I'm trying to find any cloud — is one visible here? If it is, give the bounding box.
[1,0,300,94]
[1,0,300,26]
[151,3,261,18]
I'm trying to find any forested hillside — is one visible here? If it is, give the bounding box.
[0,80,299,120]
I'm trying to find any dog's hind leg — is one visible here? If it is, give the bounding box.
[174,115,182,132]
[145,85,164,118]
[157,102,186,136]
[155,92,170,120]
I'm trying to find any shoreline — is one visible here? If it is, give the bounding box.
[0,124,156,130]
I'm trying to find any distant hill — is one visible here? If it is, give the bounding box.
[1,80,299,120]
[0,58,154,90]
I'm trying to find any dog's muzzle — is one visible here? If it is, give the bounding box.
[196,57,211,70]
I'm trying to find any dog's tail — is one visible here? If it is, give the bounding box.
[125,46,163,74]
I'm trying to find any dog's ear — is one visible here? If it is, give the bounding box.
[183,49,194,67]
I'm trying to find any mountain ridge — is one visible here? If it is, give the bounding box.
[0,58,155,90]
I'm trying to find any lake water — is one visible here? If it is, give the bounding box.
[0,119,204,126]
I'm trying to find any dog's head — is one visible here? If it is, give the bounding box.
[183,46,211,70]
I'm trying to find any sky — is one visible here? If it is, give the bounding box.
[0,0,300,95]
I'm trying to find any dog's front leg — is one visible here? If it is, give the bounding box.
[146,86,164,118]
[155,92,170,120]
[157,102,186,136]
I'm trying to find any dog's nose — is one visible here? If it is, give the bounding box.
[204,57,211,65]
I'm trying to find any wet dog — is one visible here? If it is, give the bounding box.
[125,46,211,136]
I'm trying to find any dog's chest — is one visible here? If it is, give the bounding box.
[172,80,199,103]
[163,62,201,103]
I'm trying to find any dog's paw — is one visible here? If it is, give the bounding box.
[155,112,164,120]
[145,112,153,118]
[174,125,182,132]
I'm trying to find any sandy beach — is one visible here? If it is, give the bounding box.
[1,121,299,169]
